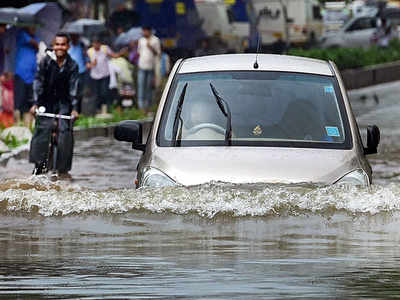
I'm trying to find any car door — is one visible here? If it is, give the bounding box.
[343,17,377,47]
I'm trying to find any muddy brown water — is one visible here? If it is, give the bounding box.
[1,82,400,299]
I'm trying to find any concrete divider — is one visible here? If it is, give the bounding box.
[342,61,400,90]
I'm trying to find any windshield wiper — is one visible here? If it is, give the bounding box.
[209,83,232,146]
[172,83,188,146]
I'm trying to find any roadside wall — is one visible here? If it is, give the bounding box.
[342,61,400,90]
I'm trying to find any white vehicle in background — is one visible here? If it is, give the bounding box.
[350,0,379,17]
[252,0,324,46]
[195,0,324,51]
[320,14,378,48]
[194,0,248,52]
[320,7,400,49]
[322,1,351,33]
[195,0,231,37]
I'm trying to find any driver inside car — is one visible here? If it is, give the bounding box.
[182,100,226,140]
[279,100,326,141]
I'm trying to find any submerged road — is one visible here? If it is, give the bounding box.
[349,81,400,185]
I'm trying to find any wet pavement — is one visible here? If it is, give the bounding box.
[1,81,400,299]
[350,81,400,185]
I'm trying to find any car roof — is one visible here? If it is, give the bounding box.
[178,54,334,76]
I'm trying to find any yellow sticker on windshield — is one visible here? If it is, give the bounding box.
[253,125,263,136]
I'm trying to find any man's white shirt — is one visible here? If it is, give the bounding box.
[138,35,161,70]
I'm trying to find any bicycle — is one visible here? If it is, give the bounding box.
[34,106,75,179]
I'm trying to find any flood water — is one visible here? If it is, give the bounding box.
[1,82,400,299]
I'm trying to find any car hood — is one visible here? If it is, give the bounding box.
[147,147,362,186]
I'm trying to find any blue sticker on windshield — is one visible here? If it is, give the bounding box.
[325,126,340,137]
[324,86,334,93]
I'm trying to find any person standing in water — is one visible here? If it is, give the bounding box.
[137,26,161,112]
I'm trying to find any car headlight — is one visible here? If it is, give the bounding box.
[140,167,178,188]
[335,169,370,187]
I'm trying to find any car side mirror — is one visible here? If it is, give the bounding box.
[364,125,380,155]
[114,120,145,151]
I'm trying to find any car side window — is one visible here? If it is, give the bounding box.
[312,5,323,20]
[347,17,376,31]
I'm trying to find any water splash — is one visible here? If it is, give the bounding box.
[1,177,400,217]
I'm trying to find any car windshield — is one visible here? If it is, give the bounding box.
[158,71,351,148]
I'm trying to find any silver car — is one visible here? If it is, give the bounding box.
[115,54,380,188]
[320,15,378,48]
[320,8,400,49]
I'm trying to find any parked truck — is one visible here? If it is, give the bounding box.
[251,0,323,46]
[194,0,248,52]
[195,0,323,51]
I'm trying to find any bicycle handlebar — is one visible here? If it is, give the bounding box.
[35,110,74,120]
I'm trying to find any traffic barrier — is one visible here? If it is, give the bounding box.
[342,61,400,90]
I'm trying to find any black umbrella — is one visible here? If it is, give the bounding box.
[17,2,63,45]
[114,27,142,48]
[0,7,18,25]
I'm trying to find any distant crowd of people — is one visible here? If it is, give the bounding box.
[0,24,171,128]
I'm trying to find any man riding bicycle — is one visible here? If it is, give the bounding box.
[29,33,79,177]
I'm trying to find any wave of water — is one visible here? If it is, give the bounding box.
[1,176,400,217]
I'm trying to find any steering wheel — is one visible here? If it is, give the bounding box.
[187,123,226,136]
